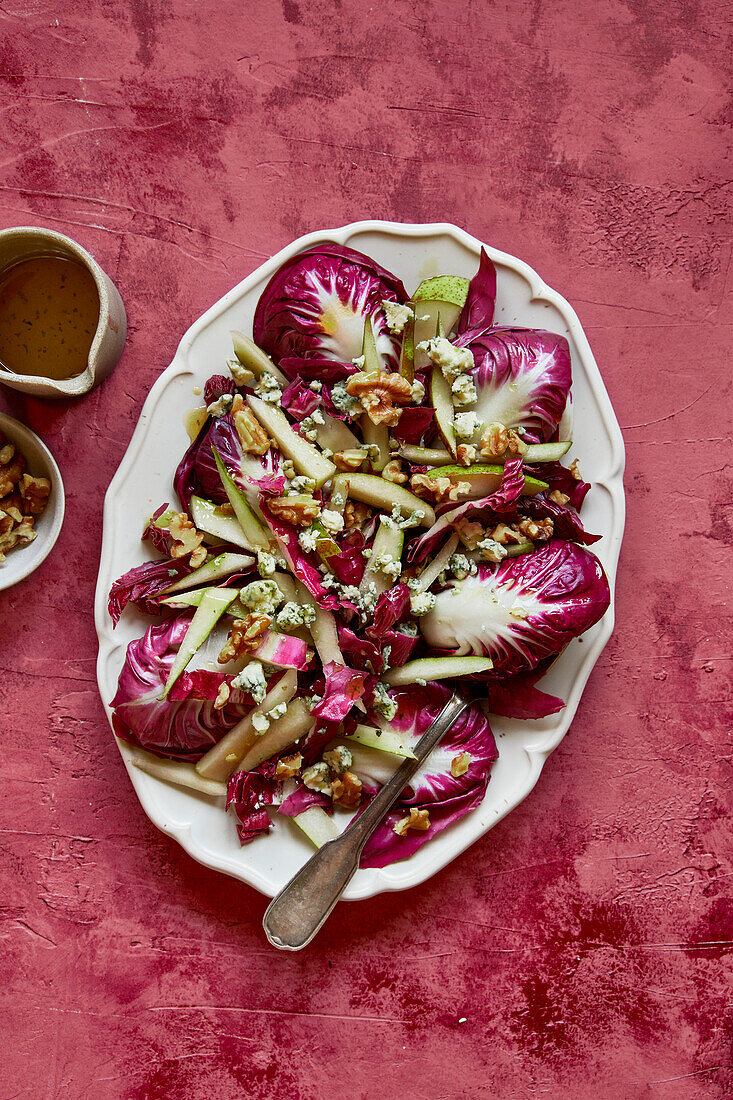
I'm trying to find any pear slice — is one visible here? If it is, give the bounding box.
[383,655,493,686]
[360,415,390,472]
[398,315,414,382]
[312,411,361,453]
[347,724,416,759]
[400,441,572,466]
[343,472,435,527]
[231,330,289,387]
[290,805,340,847]
[399,444,453,466]
[212,449,273,550]
[195,670,300,780]
[246,394,336,488]
[162,588,238,697]
[360,520,404,598]
[430,364,457,457]
[237,696,313,772]
[425,463,548,498]
[412,275,470,307]
[160,552,255,596]
[190,495,257,551]
[360,314,381,375]
[125,745,227,798]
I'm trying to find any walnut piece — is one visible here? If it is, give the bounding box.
[20,473,51,516]
[450,752,471,778]
[267,494,321,527]
[331,770,363,809]
[490,522,524,545]
[189,546,207,569]
[393,807,431,836]
[333,449,366,472]
[456,444,477,467]
[549,489,570,506]
[233,402,271,455]
[568,458,582,481]
[0,441,15,466]
[0,453,25,498]
[479,422,508,459]
[382,459,408,485]
[168,512,205,560]
[518,517,554,541]
[217,615,271,663]
[275,753,303,779]
[214,681,231,711]
[345,370,412,426]
[411,473,471,504]
[343,500,372,530]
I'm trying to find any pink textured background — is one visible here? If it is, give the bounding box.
[1,2,731,1097]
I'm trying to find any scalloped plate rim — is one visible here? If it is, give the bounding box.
[95,219,625,901]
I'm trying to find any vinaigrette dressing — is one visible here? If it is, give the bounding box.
[0,253,100,380]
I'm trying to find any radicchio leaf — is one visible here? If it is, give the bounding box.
[108,558,193,625]
[455,248,497,335]
[111,616,254,760]
[311,661,367,721]
[281,377,321,422]
[420,539,610,676]
[227,771,277,844]
[253,243,408,370]
[459,326,571,444]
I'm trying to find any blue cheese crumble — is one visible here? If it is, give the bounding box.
[330,381,360,419]
[454,411,483,439]
[417,336,474,382]
[477,537,508,563]
[206,393,234,418]
[381,300,414,335]
[320,508,345,535]
[275,601,316,629]
[254,371,283,406]
[451,374,477,406]
[372,681,397,721]
[299,408,325,441]
[239,580,283,617]
[256,550,277,578]
[410,591,436,616]
[232,661,267,704]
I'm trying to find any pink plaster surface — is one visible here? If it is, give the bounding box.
[0,2,731,1097]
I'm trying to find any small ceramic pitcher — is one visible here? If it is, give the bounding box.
[0,226,127,398]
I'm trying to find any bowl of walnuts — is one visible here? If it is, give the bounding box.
[0,412,64,591]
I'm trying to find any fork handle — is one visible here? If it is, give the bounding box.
[262,693,468,950]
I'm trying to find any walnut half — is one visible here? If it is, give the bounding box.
[345,370,412,426]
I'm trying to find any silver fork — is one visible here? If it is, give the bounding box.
[263,692,469,950]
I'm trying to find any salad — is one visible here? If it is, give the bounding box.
[107,243,610,869]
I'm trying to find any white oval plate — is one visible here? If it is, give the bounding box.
[95,221,625,901]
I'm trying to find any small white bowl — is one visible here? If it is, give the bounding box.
[0,412,65,591]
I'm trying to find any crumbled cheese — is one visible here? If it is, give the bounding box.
[374,553,402,579]
[410,591,436,616]
[228,359,255,387]
[275,601,315,628]
[302,762,332,794]
[398,621,418,637]
[406,576,422,593]
[330,492,345,509]
[351,354,366,369]
[231,661,267,704]
[320,508,345,535]
[418,313,431,322]
[289,475,316,494]
[299,408,325,441]
[476,538,508,563]
[207,393,234,418]
[298,525,320,553]
[381,645,392,668]
[254,371,283,406]
[281,459,296,479]
[454,411,483,439]
[309,380,323,392]
[451,374,477,406]
[252,712,270,735]
[381,504,425,531]
[448,553,473,580]
[417,336,475,382]
[266,702,287,722]
[372,681,397,721]
[323,745,353,774]
[382,300,414,335]
[410,379,426,404]
[256,550,276,578]
[330,381,360,418]
[414,677,427,686]
[239,579,283,617]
